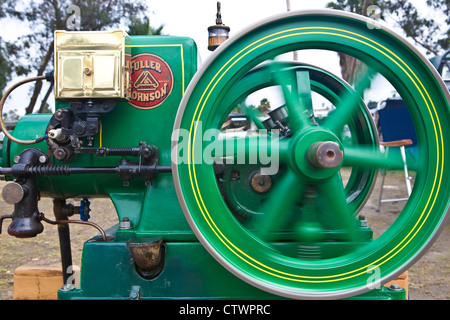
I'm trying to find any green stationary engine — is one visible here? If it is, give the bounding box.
[0,8,449,300]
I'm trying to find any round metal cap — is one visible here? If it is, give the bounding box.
[308,141,344,169]
[2,182,25,204]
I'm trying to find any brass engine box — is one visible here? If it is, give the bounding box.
[54,30,131,100]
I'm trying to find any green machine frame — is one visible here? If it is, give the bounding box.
[0,10,448,300]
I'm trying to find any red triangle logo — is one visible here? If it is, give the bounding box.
[134,70,159,91]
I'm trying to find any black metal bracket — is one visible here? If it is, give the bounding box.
[0,148,47,238]
[46,100,117,161]
[75,141,156,159]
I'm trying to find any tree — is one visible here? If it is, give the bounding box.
[0,41,9,95]
[426,0,450,51]
[127,16,164,36]
[0,0,9,95]
[3,108,20,121]
[326,0,371,84]
[380,0,449,55]
[258,98,271,115]
[326,0,449,83]
[0,0,151,114]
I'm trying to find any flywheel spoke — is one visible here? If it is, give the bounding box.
[322,67,375,134]
[204,135,290,168]
[242,105,266,129]
[270,65,313,131]
[292,69,314,117]
[253,169,306,240]
[315,173,359,242]
[343,144,419,171]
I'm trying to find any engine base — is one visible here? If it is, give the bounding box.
[57,225,406,300]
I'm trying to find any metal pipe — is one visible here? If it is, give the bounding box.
[0,75,48,145]
[0,215,13,234]
[39,213,107,241]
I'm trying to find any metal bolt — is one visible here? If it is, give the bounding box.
[141,146,152,158]
[129,286,141,300]
[54,109,64,121]
[358,215,368,227]
[388,283,402,291]
[13,155,20,163]
[60,283,75,291]
[87,124,96,133]
[250,172,272,194]
[230,171,240,181]
[129,291,138,299]
[54,147,69,161]
[119,217,132,230]
[39,155,47,164]
[97,149,106,157]
[73,122,86,135]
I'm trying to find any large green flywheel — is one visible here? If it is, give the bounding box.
[172,10,450,299]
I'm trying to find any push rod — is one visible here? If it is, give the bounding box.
[53,199,74,287]
[0,165,172,176]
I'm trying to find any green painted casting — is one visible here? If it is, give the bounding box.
[0,9,447,300]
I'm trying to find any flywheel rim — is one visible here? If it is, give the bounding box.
[172,9,450,299]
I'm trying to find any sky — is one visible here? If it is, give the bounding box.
[145,0,384,108]
[144,0,443,108]
[147,0,336,64]
[0,0,445,116]
[145,0,345,108]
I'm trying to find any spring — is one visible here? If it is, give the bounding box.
[26,165,71,176]
[108,147,139,154]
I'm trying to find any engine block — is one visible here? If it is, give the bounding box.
[0,9,449,301]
